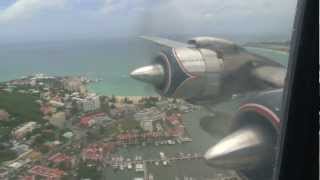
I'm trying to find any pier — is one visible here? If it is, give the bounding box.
[103,153,203,168]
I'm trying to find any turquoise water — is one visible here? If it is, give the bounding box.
[245,47,289,67]
[0,38,157,96]
[0,39,289,96]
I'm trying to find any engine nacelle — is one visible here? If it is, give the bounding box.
[204,89,282,176]
[131,45,224,103]
[154,47,224,101]
[130,36,285,105]
[188,36,240,54]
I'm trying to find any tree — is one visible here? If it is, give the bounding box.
[172,98,177,104]
[0,149,17,163]
[124,97,129,104]
[71,101,79,115]
[100,101,110,113]
[110,95,116,103]
[77,162,102,180]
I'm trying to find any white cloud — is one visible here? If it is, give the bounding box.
[0,0,298,42]
[0,0,66,23]
[100,0,146,15]
[101,0,126,14]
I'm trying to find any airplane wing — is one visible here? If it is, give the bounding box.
[140,36,192,48]
[251,66,286,88]
[132,36,286,106]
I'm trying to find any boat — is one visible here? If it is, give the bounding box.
[120,164,124,171]
[159,152,165,159]
[163,160,168,166]
[135,163,144,172]
[128,163,133,169]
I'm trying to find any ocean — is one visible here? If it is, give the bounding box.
[0,38,289,96]
[0,38,289,179]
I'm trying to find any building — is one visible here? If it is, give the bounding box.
[0,168,8,180]
[167,126,185,137]
[13,122,38,139]
[135,163,144,172]
[28,165,65,180]
[49,112,66,129]
[79,112,107,127]
[134,107,165,132]
[48,153,73,169]
[62,77,86,94]
[0,109,9,121]
[73,94,101,112]
[40,105,51,115]
[8,161,24,170]
[82,94,100,112]
[140,120,154,132]
[166,114,181,126]
[82,143,114,162]
[10,143,30,155]
[49,100,64,108]
[82,145,103,162]
[62,132,73,139]
[134,107,165,122]
[80,116,96,127]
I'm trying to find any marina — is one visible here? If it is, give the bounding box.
[101,106,242,179]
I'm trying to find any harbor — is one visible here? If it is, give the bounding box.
[101,105,242,180]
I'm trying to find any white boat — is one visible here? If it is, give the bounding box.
[163,160,168,166]
[160,152,165,159]
[128,163,133,169]
[120,164,124,171]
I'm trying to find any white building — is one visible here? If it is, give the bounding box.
[140,120,154,132]
[62,77,87,94]
[0,168,8,180]
[134,107,165,132]
[0,109,9,121]
[49,112,66,129]
[74,94,101,112]
[13,122,38,139]
[134,107,165,122]
[49,100,65,108]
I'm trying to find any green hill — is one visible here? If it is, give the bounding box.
[0,92,43,124]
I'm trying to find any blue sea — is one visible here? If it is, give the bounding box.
[0,38,289,96]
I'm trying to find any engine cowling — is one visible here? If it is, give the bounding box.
[204,89,282,176]
[130,36,285,105]
[131,46,224,103]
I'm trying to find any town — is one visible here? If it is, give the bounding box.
[0,74,246,180]
[0,74,199,179]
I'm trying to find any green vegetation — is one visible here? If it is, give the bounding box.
[0,127,11,140]
[99,124,119,137]
[0,92,43,123]
[118,119,141,132]
[0,149,17,163]
[33,130,55,146]
[110,95,116,103]
[100,96,110,113]
[142,97,159,108]
[77,162,102,180]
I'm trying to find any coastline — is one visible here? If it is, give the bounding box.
[245,46,289,55]
[0,46,289,96]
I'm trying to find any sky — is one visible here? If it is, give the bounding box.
[0,0,298,43]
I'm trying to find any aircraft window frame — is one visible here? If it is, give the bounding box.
[273,0,317,179]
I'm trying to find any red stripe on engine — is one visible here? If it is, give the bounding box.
[240,103,281,128]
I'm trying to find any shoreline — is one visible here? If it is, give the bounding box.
[245,46,289,54]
